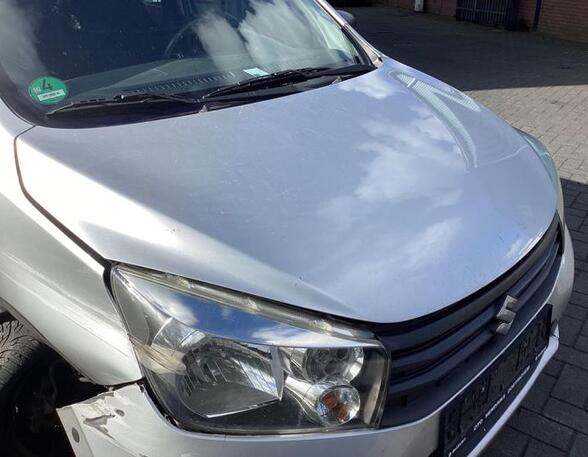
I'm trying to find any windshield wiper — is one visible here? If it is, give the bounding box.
[200,64,375,101]
[45,64,375,118]
[45,92,201,117]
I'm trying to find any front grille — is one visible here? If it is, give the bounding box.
[375,216,562,427]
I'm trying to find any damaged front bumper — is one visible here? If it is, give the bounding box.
[58,228,575,457]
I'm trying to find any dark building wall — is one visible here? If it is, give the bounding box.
[425,0,457,16]
[517,0,538,29]
[517,0,588,43]
[535,0,588,43]
[378,0,414,10]
[373,0,456,14]
[336,0,587,43]
[375,0,588,43]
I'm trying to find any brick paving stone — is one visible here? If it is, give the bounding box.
[555,345,588,370]
[576,335,588,353]
[510,408,574,450]
[544,359,564,378]
[483,426,529,457]
[573,240,588,261]
[552,364,588,408]
[349,6,588,457]
[574,273,588,296]
[559,316,583,347]
[524,440,566,457]
[582,320,588,337]
[565,304,588,321]
[521,373,556,413]
[570,291,588,309]
[544,398,588,435]
[570,434,588,457]
[567,215,584,231]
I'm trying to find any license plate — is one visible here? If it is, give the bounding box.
[440,305,551,457]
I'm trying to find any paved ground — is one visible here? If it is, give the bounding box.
[349,7,588,457]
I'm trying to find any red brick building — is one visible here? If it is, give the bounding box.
[377,0,588,43]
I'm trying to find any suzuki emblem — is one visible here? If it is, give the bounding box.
[494,295,518,335]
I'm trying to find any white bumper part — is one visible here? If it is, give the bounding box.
[58,228,574,457]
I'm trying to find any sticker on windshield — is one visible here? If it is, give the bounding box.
[28,77,68,105]
[243,67,269,77]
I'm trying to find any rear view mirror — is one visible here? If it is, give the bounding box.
[337,10,355,26]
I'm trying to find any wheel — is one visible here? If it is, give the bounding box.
[0,318,73,457]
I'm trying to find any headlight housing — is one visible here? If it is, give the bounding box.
[518,129,564,221]
[111,266,389,434]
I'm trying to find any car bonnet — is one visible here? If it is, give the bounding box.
[15,59,557,323]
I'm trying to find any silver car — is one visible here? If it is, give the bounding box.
[0,1,574,457]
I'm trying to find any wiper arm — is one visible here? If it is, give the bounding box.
[45,65,375,118]
[45,92,200,117]
[200,64,375,100]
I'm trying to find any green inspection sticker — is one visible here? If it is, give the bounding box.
[28,77,68,105]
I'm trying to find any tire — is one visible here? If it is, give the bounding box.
[0,319,49,441]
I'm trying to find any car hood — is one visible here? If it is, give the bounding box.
[16,59,556,323]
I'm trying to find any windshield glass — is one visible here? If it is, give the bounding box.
[0,0,368,126]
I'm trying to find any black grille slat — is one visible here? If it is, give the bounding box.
[508,238,559,300]
[378,216,563,427]
[514,240,560,310]
[386,330,494,397]
[389,305,497,377]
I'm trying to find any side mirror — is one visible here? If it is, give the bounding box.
[337,10,355,26]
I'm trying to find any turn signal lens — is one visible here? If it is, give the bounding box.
[286,376,361,426]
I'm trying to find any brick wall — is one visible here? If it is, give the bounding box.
[537,0,588,43]
[517,0,588,43]
[425,0,456,16]
[378,0,414,10]
[517,0,537,30]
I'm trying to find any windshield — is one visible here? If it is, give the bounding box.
[0,0,369,127]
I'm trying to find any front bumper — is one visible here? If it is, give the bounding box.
[58,227,575,457]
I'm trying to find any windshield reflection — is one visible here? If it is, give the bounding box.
[0,0,45,82]
[0,0,365,125]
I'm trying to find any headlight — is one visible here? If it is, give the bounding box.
[518,129,564,221]
[111,266,389,434]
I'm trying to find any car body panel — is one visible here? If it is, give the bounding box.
[0,96,32,136]
[0,99,141,385]
[16,58,556,323]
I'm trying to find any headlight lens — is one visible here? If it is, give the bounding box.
[111,266,389,434]
[518,129,564,221]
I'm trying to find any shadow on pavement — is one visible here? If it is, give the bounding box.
[348,6,588,92]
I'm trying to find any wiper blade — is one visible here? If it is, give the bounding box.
[310,63,376,77]
[201,64,375,100]
[45,92,200,117]
[45,65,375,118]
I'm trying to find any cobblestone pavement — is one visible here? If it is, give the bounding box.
[349,7,588,457]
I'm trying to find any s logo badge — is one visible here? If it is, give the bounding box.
[494,295,518,335]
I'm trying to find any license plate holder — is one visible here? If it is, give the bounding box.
[439,305,552,457]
